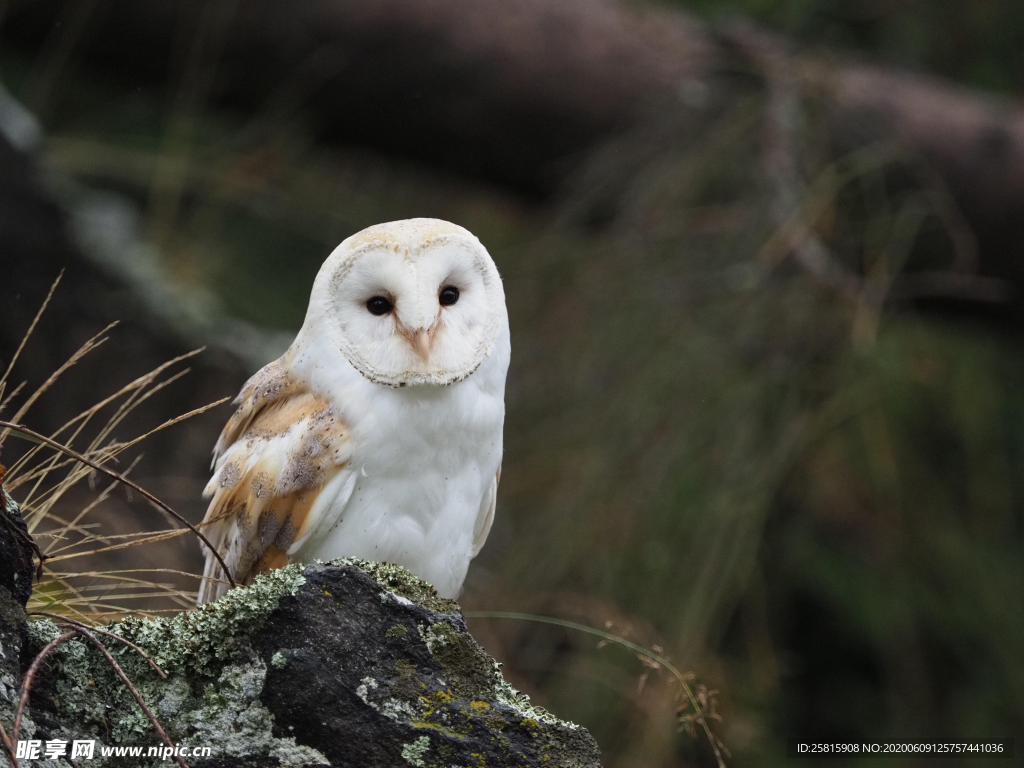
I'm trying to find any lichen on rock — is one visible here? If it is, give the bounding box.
[15,564,319,767]
[7,538,601,767]
[251,559,600,767]
[110,563,307,677]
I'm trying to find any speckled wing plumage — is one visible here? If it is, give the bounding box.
[196,357,353,604]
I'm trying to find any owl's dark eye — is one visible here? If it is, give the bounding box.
[366,296,393,316]
[439,286,460,306]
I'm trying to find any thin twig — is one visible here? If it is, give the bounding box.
[0,421,235,587]
[30,611,167,679]
[66,626,189,768]
[0,717,17,768]
[11,630,77,743]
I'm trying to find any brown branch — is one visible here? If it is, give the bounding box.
[0,420,235,588]
[11,630,77,743]
[0,0,713,195]
[30,611,168,679]
[12,622,188,768]
[68,626,189,768]
[0,717,17,768]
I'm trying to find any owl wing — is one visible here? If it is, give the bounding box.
[196,358,354,604]
[471,462,500,557]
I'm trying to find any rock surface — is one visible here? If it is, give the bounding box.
[1,489,35,739]
[0,494,601,767]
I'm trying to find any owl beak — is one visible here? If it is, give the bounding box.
[412,329,432,362]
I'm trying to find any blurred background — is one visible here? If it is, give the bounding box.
[1,0,1023,766]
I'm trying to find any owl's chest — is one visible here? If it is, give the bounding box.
[305,382,502,587]
[355,382,503,495]
[298,359,506,595]
[331,378,501,524]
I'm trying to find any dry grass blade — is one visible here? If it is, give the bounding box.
[42,581,179,596]
[1,278,219,621]
[0,420,235,587]
[111,396,229,458]
[53,608,196,620]
[0,380,26,415]
[29,455,144,554]
[2,321,118,439]
[42,528,188,557]
[467,611,730,768]
[0,270,62,392]
[41,528,191,563]
[3,348,206,492]
[51,348,206,446]
[48,568,213,580]
[37,603,190,619]
[53,591,194,604]
[31,571,112,621]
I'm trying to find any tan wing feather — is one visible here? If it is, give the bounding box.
[211,357,304,463]
[197,358,351,604]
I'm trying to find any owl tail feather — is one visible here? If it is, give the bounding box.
[196,540,233,605]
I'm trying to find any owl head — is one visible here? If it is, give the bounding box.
[304,218,507,387]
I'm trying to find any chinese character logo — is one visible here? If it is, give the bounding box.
[15,741,41,760]
[44,739,68,759]
[71,739,96,759]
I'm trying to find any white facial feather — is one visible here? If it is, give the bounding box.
[197,218,510,604]
[306,220,505,387]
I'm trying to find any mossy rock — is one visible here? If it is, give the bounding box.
[1,490,34,735]
[11,554,601,768]
[252,561,600,767]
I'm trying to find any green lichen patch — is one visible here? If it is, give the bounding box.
[328,557,459,614]
[2,488,18,517]
[186,660,327,767]
[18,566,318,766]
[270,651,288,669]
[419,621,494,700]
[22,618,110,734]
[415,618,577,732]
[386,623,409,639]
[491,671,576,730]
[392,658,423,700]
[109,563,306,677]
[401,734,431,766]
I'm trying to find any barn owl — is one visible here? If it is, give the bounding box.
[196,219,509,604]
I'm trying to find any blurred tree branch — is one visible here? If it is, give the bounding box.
[3,0,1024,317]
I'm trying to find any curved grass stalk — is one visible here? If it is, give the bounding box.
[466,610,729,768]
[0,421,234,587]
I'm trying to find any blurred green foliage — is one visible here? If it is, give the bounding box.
[676,0,1024,95]
[471,83,1024,764]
